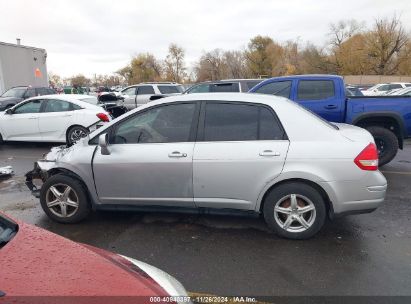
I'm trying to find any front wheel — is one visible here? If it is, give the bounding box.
[67,126,89,146]
[40,174,90,223]
[263,182,326,239]
[366,126,398,167]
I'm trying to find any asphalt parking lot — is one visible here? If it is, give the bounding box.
[1,141,410,297]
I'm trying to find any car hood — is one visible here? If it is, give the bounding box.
[0,217,168,297]
[334,123,375,143]
[0,97,22,104]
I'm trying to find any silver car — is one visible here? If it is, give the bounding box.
[26,93,387,239]
[120,82,184,110]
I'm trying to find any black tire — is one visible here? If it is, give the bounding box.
[40,174,91,223]
[263,182,326,240]
[366,126,398,167]
[66,125,89,146]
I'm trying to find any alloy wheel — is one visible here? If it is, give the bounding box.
[274,194,316,233]
[70,128,87,143]
[45,183,79,218]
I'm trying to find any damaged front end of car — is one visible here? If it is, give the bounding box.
[25,145,74,198]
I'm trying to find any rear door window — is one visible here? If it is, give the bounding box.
[297,80,335,100]
[254,81,292,98]
[203,103,285,141]
[137,86,155,95]
[158,86,180,94]
[44,99,72,112]
[204,103,258,141]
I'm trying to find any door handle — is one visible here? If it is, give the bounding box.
[324,105,338,109]
[259,150,280,157]
[28,116,37,119]
[168,151,187,158]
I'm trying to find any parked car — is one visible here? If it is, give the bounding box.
[0,86,55,111]
[120,82,184,110]
[249,75,411,166]
[98,93,128,118]
[184,79,263,94]
[0,94,111,146]
[25,93,386,239]
[361,82,411,96]
[386,87,411,96]
[0,212,189,300]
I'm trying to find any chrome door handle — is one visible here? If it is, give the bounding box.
[259,150,280,157]
[168,151,187,158]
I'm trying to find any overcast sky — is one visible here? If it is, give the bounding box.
[1,0,410,78]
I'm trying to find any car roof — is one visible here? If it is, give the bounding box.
[26,94,100,109]
[8,86,51,89]
[147,92,294,107]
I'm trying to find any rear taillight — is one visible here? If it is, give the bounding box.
[96,113,110,122]
[354,143,378,171]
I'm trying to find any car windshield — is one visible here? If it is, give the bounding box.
[158,85,184,94]
[1,87,27,98]
[0,214,18,249]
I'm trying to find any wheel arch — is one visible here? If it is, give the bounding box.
[258,178,334,218]
[47,168,95,208]
[352,112,405,149]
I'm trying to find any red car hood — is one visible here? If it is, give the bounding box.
[0,219,167,297]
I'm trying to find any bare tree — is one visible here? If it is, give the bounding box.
[329,19,364,47]
[366,15,410,74]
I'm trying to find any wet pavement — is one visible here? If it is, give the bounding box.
[0,141,410,297]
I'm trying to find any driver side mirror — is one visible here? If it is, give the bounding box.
[98,133,110,155]
[5,108,13,115]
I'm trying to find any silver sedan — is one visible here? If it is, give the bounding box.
[26,93,387,239]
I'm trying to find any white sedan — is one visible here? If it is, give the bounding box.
[0,94,110,145]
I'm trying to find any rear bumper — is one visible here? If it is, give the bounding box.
[319,171,387,216]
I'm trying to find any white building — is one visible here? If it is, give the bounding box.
[0,39,48,94]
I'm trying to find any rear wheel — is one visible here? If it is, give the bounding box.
[67,126,89,146]
[263,182,326,239]
[40,174,90,223]
[366,126,398,166]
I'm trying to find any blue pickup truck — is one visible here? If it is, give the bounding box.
[249,75,411,166]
